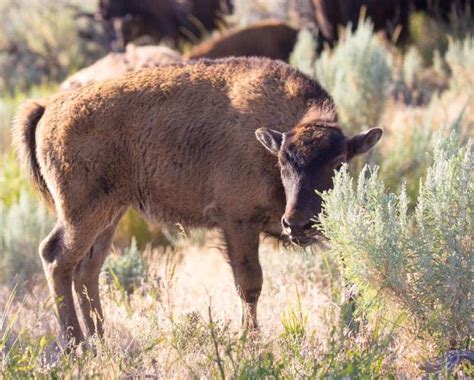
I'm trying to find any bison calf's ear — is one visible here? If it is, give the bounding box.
[255,128,283,156]
[347,128,383,159]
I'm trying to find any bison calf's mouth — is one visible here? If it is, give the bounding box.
[289,235,314,247]
[281,218,321,247]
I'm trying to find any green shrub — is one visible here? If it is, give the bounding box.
[0,190,52,284]
[445,34,474,92]
[289,28,318,76]
[319,127,473,350]
[0,0,105,94]
[314,19,392,132]
[378,108,469,202]
[402,46,424,89]
[104,238,145,294]
[377,111,434,200]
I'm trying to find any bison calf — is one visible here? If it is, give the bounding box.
[14,57,382,346]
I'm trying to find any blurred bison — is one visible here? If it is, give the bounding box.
[311,0,472,46]
[412,0,473,19]
[312,0,410,45]
[60,44,183,90]
[186,20,298,61]
[99,0,232,50]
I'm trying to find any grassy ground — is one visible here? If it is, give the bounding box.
[1,236,429,378]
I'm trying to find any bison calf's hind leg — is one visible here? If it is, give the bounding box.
[39,208,116,348]
[40,223,86,347]
[74,210,126,339]
[222,222,263,330]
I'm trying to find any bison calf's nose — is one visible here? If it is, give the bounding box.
[281,217,313,235]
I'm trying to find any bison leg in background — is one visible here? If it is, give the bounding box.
[221,221,263,329]
[39,204,118,348]
[74,209,126,339]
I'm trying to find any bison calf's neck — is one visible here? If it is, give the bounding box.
[13,57,382,346]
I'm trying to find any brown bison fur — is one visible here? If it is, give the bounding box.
[14,57,382,346]
[99,0,232,49]
[60,44,183,91]
[186,20,299,61]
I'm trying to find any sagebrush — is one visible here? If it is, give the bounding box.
[314,19,392,131]
[319,126,473,351]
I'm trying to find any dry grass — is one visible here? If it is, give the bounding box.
[1,233,451,378]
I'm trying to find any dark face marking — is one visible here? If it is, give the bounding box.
[279,124,346,246]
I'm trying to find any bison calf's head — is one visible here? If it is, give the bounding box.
[256,123,383,246]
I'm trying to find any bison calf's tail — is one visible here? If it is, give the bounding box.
[12,100,54,208]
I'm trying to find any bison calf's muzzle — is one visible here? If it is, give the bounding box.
[281,216,319,246]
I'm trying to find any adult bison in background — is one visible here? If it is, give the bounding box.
[186,20,298,61]
[99,0,232,50]
[412,0,473,19]
[14,57,382,346]
[311,0,472,46]
[312,0,410,45]
[60,44,183,90]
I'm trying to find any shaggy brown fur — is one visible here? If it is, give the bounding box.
[186,20,298,61]
[61,44,183,91]
[14,57,381,346]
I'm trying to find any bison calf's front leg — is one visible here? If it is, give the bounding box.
[222,222,263,330]
[235,271,262,330]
